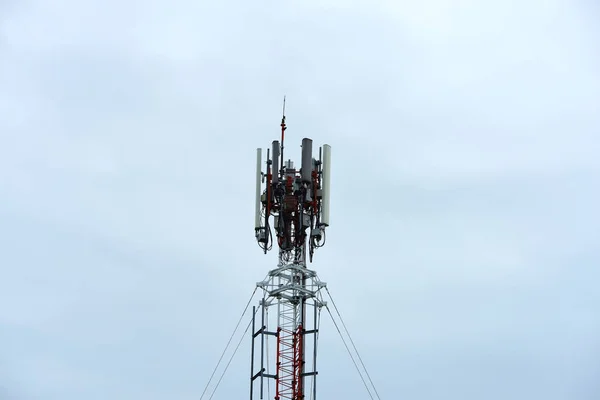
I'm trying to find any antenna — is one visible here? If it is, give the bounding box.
[251,105,332,400]
[280,96,286,182]
[254,148,262,231]
[282,95,286,116]
[321,144,331,227]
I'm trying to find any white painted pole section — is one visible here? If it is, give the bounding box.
[321,144,331,226]
[255,148,262,229]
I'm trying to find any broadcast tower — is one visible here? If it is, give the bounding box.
[251,100,332,400]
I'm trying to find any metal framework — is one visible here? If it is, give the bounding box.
[251,104,331,400]
[251,244,326,400]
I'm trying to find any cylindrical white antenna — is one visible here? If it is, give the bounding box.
[301,138,313,183]
[272,140,280,184]
[321,144,331,226]
[255,148,262,229]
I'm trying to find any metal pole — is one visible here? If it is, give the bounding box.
[260,300,266,399]
[313,303,318,400]
[301,244,308,399]
[251,306,256,400]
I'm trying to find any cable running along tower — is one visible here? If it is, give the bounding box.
[252,100,331,400]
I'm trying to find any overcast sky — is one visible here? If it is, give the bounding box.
[1,0,599,399]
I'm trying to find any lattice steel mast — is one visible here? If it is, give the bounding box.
[251,102,332,400]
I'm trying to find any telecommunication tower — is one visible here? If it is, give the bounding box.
[251,101,331,400]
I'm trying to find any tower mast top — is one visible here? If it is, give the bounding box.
[250,104,332,400]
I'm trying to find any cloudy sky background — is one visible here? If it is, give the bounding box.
[1,0,599,399]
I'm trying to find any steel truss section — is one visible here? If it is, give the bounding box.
[250,248,326,400]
